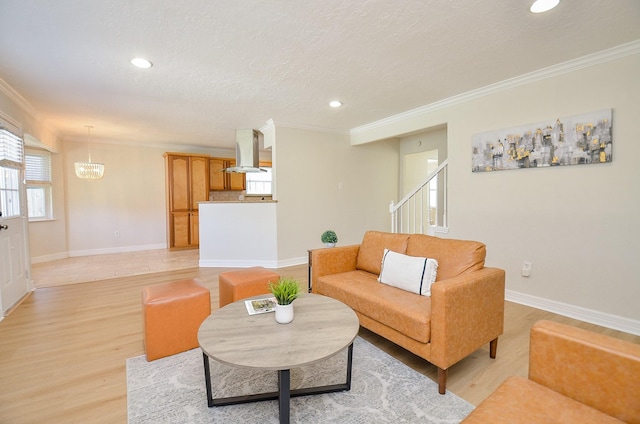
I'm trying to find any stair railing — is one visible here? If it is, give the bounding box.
[390,159,448,234]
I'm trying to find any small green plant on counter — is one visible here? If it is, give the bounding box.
[321,230,338,244]
[269,277,301,305]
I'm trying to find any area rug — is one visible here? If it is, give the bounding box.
[127,337,474,423]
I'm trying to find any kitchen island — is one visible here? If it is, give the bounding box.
[199,201,278,268]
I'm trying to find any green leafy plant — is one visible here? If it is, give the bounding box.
[321,230,338,244]
[269,277,301,305]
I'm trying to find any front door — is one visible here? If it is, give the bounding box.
[0,166,30,315]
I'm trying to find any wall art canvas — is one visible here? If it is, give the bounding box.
[472,109,612,172]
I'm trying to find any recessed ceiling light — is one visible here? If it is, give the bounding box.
[329,100,342,108]
[530,0,559,13]
[131,57,153,69]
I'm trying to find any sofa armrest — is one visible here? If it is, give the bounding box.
[529,320,640,423]
[429,267,505,368]
[309,245,360,293]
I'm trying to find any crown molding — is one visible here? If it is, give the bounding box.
[350,40,640,137]
[260,119,276,133]
[0,78,63,143]
[0,77,40,120]
[0,110,22,134]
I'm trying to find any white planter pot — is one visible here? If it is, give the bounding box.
[324,242,336,248]
[274,303,294,324]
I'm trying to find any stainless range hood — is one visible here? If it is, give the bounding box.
[225,129,265,173]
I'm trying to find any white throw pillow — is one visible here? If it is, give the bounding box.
[378,249,438,296]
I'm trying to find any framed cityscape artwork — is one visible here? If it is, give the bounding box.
[472,109,612,173]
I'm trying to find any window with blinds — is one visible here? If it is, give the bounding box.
[0,123,24,217]
[0,125,24,169]
[0,167,20,217]
[25,151,53,220]
[26,153,51,183]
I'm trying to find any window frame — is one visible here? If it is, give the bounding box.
[25,150,53,221]
[245,167,273,195]
[0,122,24,218]
[0,166,21,218]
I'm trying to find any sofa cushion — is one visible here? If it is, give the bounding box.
[378,249,438,296]
[356,231,410,275]
[529,320,640,423]
[315,270,431,343]
[461,376,624,423]
[406,234,486,280]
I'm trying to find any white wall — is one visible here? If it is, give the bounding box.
[63,140,169,255]
[60,141,243,259]
[399,126,447,196]
[350,52,640,329]
[272,126,399,264]
[199,202,277,267]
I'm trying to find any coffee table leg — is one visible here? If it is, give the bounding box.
[278,369,291,424]
[346,342,353,390]
[201,344,352,421]
[202,352,214,407]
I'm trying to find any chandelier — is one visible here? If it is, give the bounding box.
[74,125,104,180]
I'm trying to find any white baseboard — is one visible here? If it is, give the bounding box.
[32,243,167,263]
[68,243,166,257]
[199,256,308,270]
[30,252,70,264]
[199,259,280,269]
[506,289,640,336]
[277,256,308,268]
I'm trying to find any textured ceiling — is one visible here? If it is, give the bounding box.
[0,0,639,148]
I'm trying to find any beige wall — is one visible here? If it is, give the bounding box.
[24,130,238,261]
[351,53,640,326]
[272,126,399,263]
[27,148,67,261]
[399,126,447,196]
[63,140,168,255]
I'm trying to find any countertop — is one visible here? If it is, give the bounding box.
[200,199,277,203]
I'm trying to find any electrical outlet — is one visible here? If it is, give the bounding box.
[522,261,532,277]
[114,230,120,238]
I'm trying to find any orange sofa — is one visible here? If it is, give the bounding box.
[461,320,640,423]
[309,230,505,394]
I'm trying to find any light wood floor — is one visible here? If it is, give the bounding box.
[30,249,201,288]
[1,251,638,423]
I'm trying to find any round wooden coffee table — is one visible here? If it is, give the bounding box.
[197,292,359,424]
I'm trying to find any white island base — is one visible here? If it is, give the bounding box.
[198,201,278,268]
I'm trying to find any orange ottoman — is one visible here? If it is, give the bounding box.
[142,278,211,361]
[218,267,280,308]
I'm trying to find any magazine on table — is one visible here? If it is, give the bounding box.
[245,297,277,315]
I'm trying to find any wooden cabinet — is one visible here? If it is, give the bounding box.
[228,159,246,190]
[209,157,246,191]
[165,153,209,250]
[209,158,226,190]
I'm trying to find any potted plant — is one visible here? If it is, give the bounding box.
[269,277,301,324]
[321,230,338,247]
